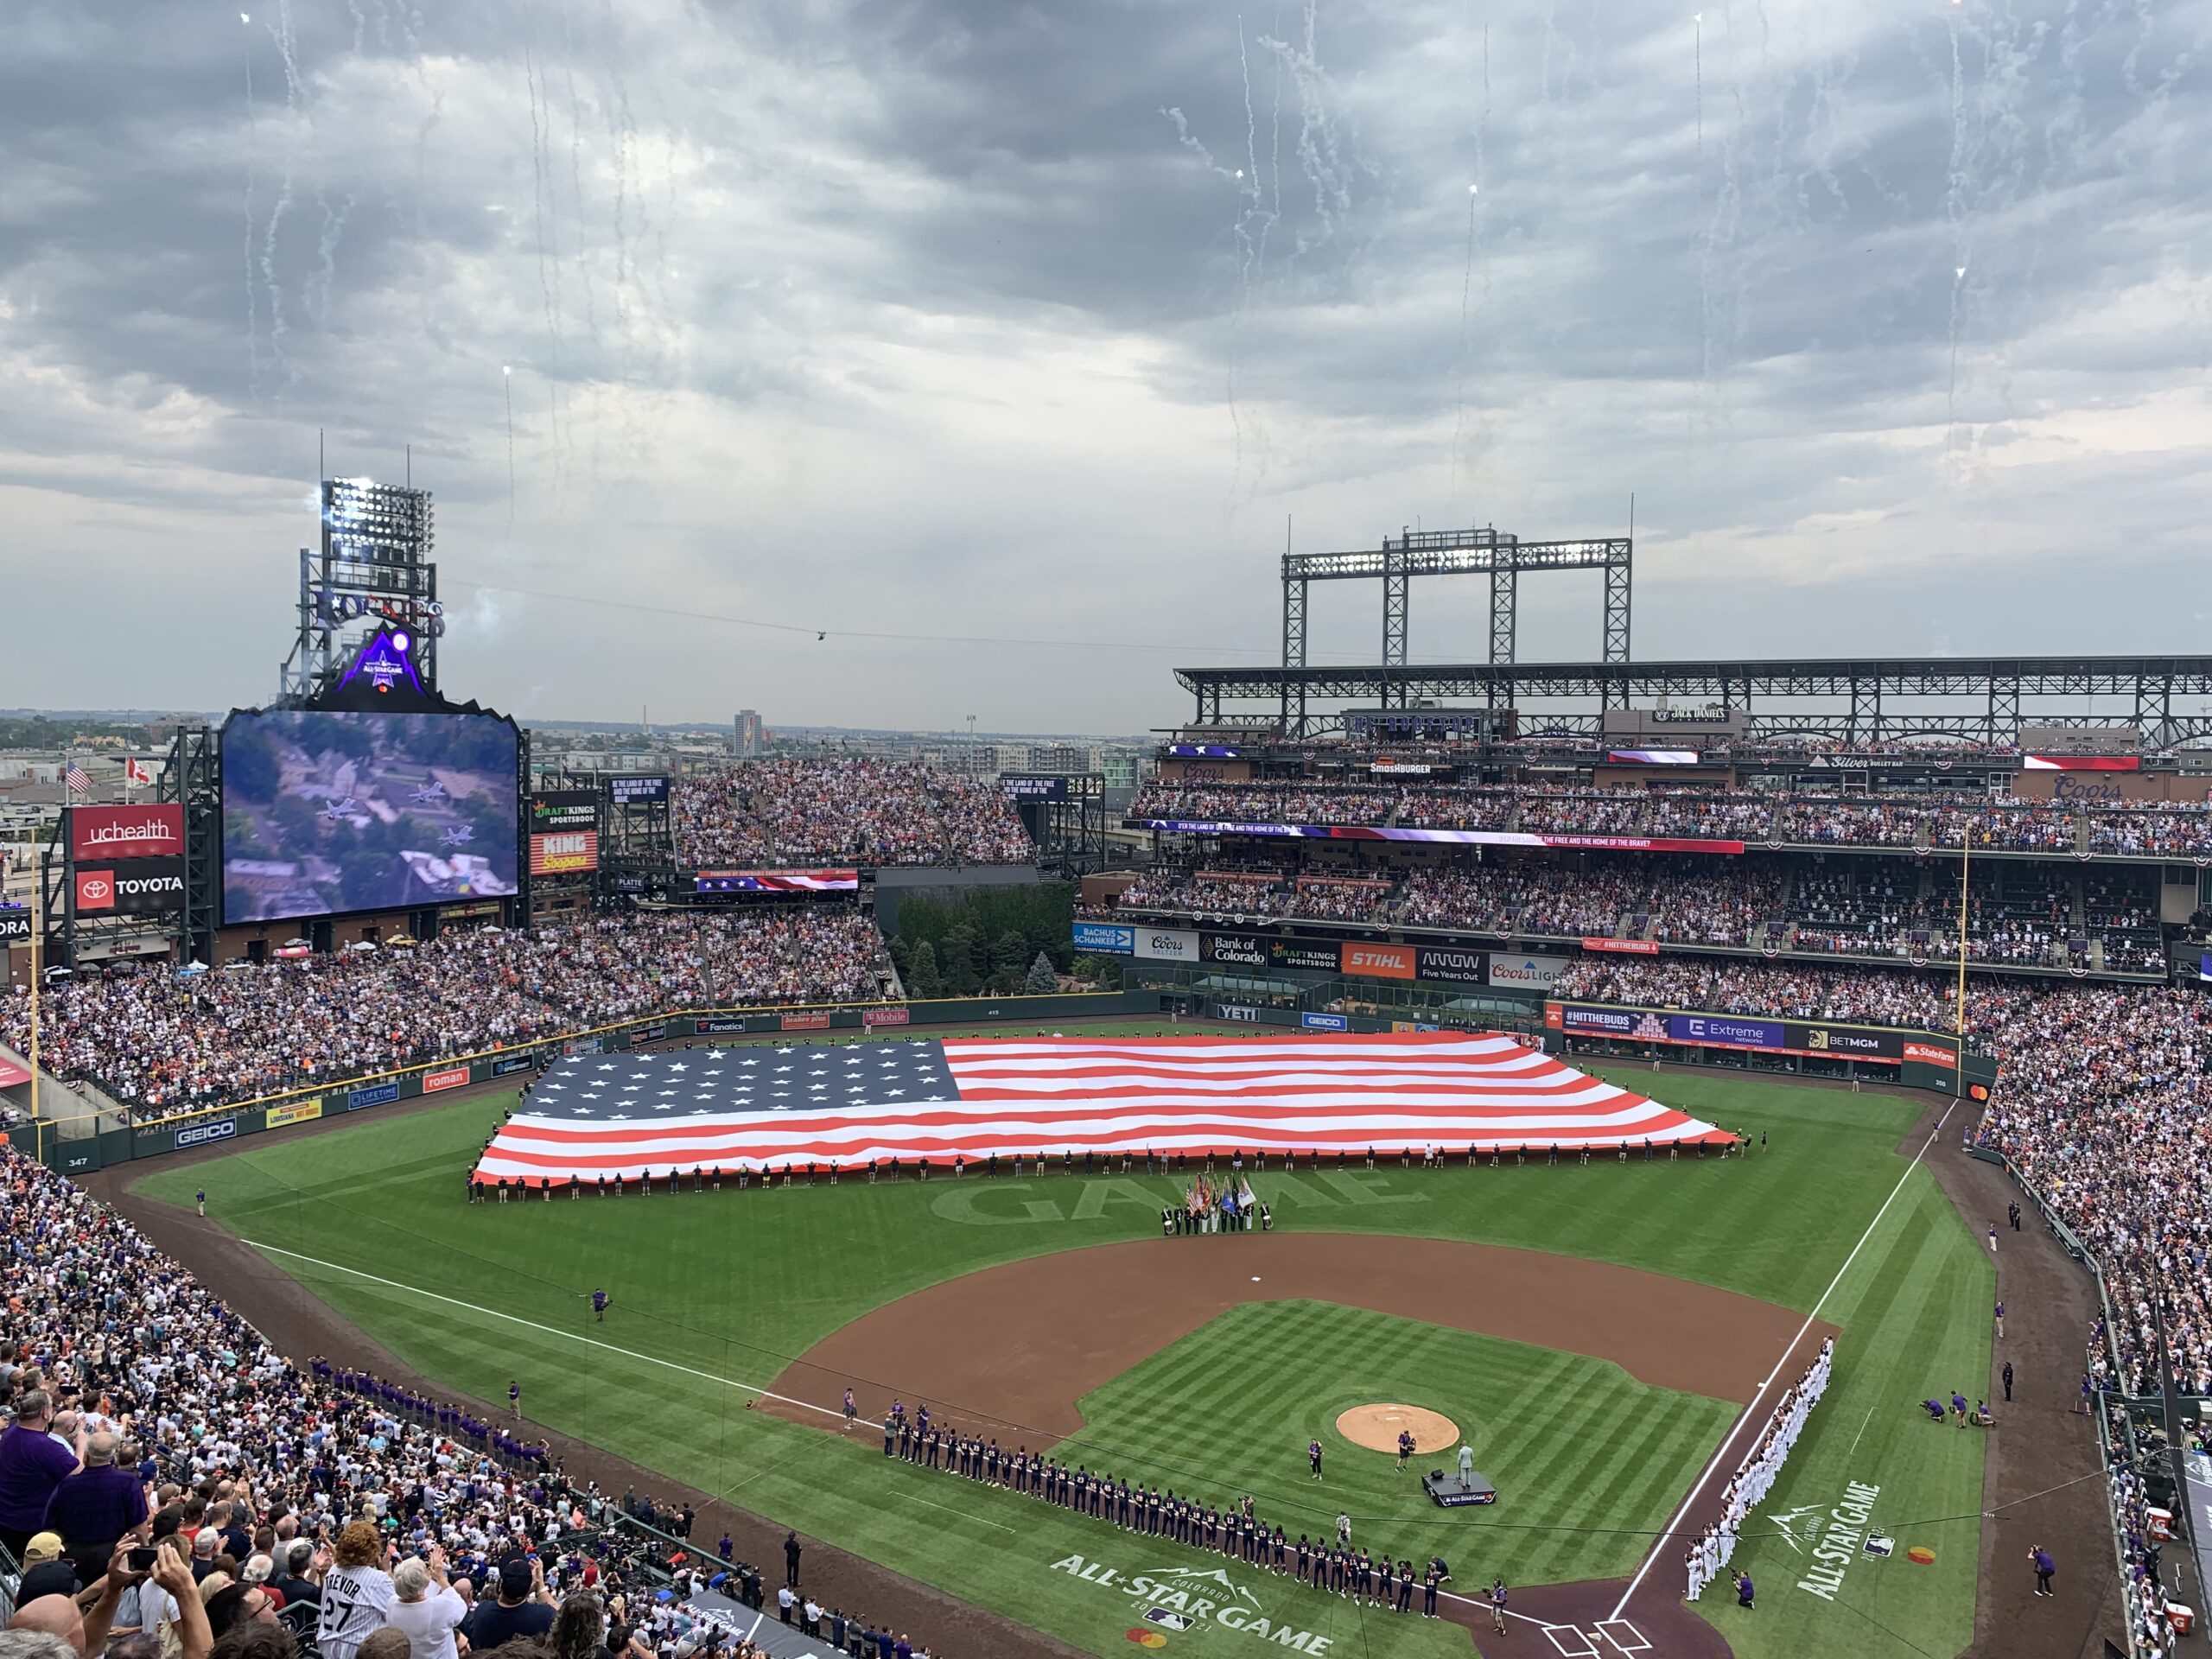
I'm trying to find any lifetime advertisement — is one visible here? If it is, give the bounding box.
[74,860,186,915]
[71,804,186,862]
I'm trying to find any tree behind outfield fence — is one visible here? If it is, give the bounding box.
[892,882,1075,993]
[1024,950,1058,994]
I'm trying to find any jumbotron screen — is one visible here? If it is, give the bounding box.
[220,709,520,925]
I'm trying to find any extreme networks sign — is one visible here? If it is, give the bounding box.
[1046,1555,1336,1653]
[1547,1002,1951,1066]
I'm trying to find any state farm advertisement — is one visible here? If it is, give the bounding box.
[71,804,185,862]
[75,859,185,915]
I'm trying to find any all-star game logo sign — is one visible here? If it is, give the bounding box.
[1048,1555,1336,1654]
[1762,1479,1884,1601]
[335,626,425,697]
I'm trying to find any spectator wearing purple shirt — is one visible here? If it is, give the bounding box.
[0,1389,86,1559]
[41,1428,149,1580]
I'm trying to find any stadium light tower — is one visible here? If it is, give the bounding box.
[279,478,442,706]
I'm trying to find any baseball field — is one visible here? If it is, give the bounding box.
[138,1024,1994,1659]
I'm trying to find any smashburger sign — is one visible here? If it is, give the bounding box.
[71,804,185,861]
[75,859,185,915]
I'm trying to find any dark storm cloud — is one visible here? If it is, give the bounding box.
[3,0,2210,729]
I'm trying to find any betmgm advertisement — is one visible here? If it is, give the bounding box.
[219,709,520,925]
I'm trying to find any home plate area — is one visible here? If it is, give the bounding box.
[1529,1618,1653,1657]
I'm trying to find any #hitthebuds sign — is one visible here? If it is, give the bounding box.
[1046,1555,1336,1654]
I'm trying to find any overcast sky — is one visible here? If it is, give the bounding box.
[5,0,2209,734]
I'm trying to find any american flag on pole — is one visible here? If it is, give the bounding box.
[470,1033,1734,1185]
[63,762,92,795]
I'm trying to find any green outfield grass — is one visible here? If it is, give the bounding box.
[137,1043,1992,1659]
[1066,1300,1738,1589]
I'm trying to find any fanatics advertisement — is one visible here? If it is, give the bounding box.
[74,859,186,915]
[219,709,520,925]
[71,804,187,862]
[1545,1002,1954,1065]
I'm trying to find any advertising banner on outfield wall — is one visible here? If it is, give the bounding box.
[1413,944,1490,985]
[1546,1001,1947,1065]
[1488,953,1567,990]
[348,1080,401,1111]
[696,1017,753,1034]
[1072,922,1136,956]
[780,1011,831,1031]
[1339,942,1415,981]
[1135,927,1201,963]
[492,1055,535,1077]
[863,1006,912,1027]
[422,1065,471,1093]
[266,1098,325,1128]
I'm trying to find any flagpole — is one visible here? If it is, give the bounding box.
[28,899,40,1126]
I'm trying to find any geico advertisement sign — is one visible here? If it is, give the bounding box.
[75,860,185,914]
[174,1118,238,1150]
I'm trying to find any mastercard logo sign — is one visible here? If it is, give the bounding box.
[1906,1546,1936,1566]
[1123,1632,1167,1649]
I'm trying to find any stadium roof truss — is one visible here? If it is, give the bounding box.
[1174,654,2212,747]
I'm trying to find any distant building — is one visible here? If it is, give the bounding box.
[734,709,766,756]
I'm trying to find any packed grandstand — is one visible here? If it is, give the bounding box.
[7,746,2211,1658]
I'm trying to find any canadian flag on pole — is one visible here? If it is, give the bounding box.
[124,758,154,788]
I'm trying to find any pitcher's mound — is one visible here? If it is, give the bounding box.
[1335,1402,1460,1454]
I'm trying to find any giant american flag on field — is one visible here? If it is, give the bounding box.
[469,1033,1733,1185]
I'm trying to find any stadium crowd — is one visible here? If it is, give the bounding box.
[675,761,1030,868]
[1131,779,2212,853]
[0,1143,950,1659]
[1550,957,2212,1396]
[0,911,892,1124]
[1107,855,2160,969]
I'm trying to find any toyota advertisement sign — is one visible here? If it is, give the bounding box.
[75,859,186,915]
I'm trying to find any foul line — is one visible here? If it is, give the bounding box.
[249,1243,848,1422]
[1605,1096,1960,1621]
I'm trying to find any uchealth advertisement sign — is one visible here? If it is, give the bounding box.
[1339,942,1415,981]
[422,1065,471,1093]
[1488,952,1567,990]
[1135,927,1202,963]
[75,859,185,915]
[1413,944,1489,985]
[71,804,185,862]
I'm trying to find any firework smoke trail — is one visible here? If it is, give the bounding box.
[1945,3,1967,456]
[559,4,599,345]
[345,0,365,54]
[261,0,303,389]
[1451,187,1477,499]
[1261,6,1284,273]
[312,188,359,327]
[242,15,259,400]
[598,0,646,477]
[1161,104,1255,490]
[523,34,569,484]
[504,366,517,544]
[1258,0,1353,263]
